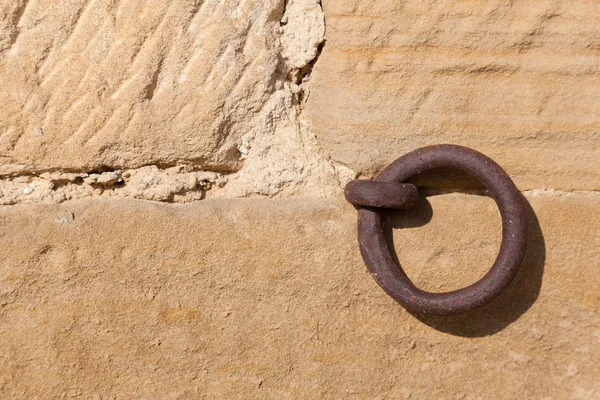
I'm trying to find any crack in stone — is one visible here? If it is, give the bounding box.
[0,165,230,205]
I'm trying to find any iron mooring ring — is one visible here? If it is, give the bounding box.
[344,144,528,315]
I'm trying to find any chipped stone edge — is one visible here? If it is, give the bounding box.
[0,0,356,205]
[0,166,229,205]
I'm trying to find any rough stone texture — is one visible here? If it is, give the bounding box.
[0,0,354,202]
[1,195,599,398]
[0,166,228,205]
[0,1,599,398]
[307,0,600,191]
[0,0,286,172]
[281,0,325,81]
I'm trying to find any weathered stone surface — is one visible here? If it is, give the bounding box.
[1,195,598,398]
[0,0,283,173]
[0,1,598,397]
[0,0,355,201]
[307,0,600,190]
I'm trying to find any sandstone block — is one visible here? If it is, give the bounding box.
[0,0,284,173]
[1,195,598,398]
[307,0,600,190]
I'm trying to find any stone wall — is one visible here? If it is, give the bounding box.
[1,0,599,398]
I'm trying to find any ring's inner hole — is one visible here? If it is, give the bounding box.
[382,168,502,293]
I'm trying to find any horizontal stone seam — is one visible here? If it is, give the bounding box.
[0,165,232,205]
[1,184,599,207]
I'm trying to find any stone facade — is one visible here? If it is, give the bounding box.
[0,0,599,398]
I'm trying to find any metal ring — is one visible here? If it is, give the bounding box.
[346,144,528,315]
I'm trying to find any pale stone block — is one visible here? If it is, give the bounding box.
[0,0,284,173]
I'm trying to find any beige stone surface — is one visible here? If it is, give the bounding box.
[1,195,599,398]
[0,0,341,186]
[0,0,284,172]
[1,1,599,398]
[0,0,355,201]
[307,0,600,191]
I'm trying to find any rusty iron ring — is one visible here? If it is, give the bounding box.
[344,144,528,315]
